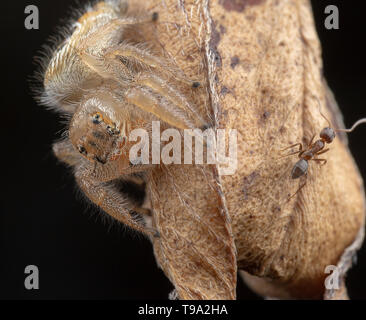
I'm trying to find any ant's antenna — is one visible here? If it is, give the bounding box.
[316,97,331,127]
[316,96,366,133]
[336,118,366,133]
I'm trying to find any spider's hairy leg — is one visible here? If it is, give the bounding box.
[84,45,204,128]
[101,42,202,88]
[54,135,158,236]
[88,159,156,183]
[77,17,207,129]
[125,85,200,130]
[75,163,159,237]
[131,73,206,127]
[79,16,160,76]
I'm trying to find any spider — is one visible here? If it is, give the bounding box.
[38,0,207,238]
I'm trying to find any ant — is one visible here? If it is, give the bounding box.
[281,99,366,199]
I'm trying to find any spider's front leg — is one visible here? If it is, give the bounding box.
[53,140,158,238]
[74,161,159,238]
[79,20,207,130]
[107,53,207,129]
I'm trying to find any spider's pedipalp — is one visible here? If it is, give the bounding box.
[53,139,82,167]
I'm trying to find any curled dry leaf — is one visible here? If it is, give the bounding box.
[143,0,238,300]
[144,0,365,299]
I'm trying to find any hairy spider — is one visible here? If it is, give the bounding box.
[37,0,206,237]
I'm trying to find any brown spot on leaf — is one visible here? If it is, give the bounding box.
[220,86,230,96]
[210,21,221,48]
[271,205,281,214]
[220,0,266,12]
[242,171,259,200]
[257,110,270,126]
[262,111,270,119]
[230,56,240,69]
[210,21,222,67]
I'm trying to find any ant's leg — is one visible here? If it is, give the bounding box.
[311,158,327,166]
[279,143,303,158]
[279,149,303,158]
[315,148,330,156]
[287,176,307,201]
[74,164,159,238]
[281,142,303,152]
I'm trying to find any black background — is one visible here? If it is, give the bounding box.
[0,0,365,299]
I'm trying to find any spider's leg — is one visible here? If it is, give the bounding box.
[89,160,156,183]
[79,18,197,85]
[125,86,200,129]
[80,15,158,53]
[132,73,206,125]
[104,43,200,86]
[75,164,159,238]
[78,20,206,129]
[78,17,161,78]
[81,45,205,128]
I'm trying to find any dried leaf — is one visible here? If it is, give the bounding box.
[145,0,365,299]
[209,0,365,298]
[145,0,237,300]
[149,165,237,299]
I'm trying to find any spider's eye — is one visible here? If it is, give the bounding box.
[152,12,159,22]
[107,124,120,135]
[92,113,102,124]
[107,125,114,135]
[78,145,87,155]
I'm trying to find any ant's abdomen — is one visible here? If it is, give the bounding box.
[291,159,308,179]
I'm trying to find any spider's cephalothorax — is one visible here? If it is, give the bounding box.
[69,96,127,165]
[39,0,207,237]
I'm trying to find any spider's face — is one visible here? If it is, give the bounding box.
[70,107,126,165]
